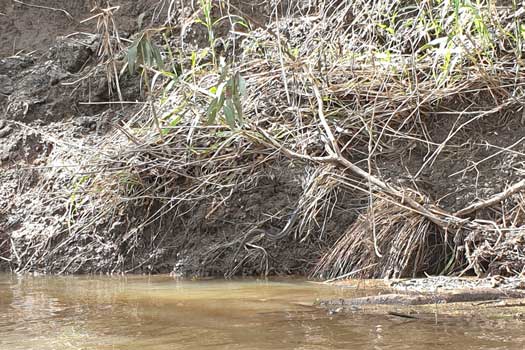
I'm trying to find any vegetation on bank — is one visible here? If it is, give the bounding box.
[5,0,525,278]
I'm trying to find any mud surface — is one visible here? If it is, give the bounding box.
[0,0,151,273]
[0,0,163,56]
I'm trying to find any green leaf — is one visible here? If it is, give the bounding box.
[194,18,206,26]
[206,98,219,124]
[127,44,138,74]
[199,47,210,60]
[138,41,146,67]
[169,114,182,127]
[235,18,250,29]
[160,71,178,79]
[223,100,236,129]
[215,131,232,138]
[233,96,243,125]
[206,95,224,125]
[142,41,153,66]
[151,43,164,70]
[217,92,225,109]
[191,51,197,69]
[236,73,246,96]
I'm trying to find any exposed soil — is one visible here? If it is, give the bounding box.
[0,0,164,56]
[0,0,155,272]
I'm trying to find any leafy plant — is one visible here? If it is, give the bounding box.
[193,0,250,67]
[126,30,166,141]
[127,30,164,74]
[206,68,247,129]
[195,0,216,65]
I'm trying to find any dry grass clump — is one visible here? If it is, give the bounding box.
[463,191,525,277]
[81,3,124,99]
[314,194,446,280]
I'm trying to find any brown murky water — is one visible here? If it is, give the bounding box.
[0,274,524,350]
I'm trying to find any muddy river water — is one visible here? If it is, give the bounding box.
[0,274,524,349]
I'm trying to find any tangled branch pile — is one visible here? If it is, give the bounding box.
[6,0,525,278]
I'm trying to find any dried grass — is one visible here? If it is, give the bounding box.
[314,193,448,279]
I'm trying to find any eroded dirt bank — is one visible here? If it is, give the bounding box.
[0,0,348,276]
[1,1,525,280]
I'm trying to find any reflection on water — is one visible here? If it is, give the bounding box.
[0,274,524,350]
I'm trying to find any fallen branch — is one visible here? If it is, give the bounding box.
[455,179,525,217]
